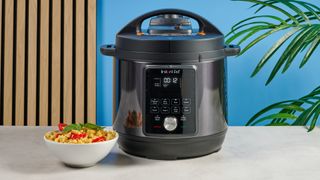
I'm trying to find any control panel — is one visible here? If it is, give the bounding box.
[145,66,196,135]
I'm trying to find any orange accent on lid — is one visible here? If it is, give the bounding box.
[198,31,206,36]
[136,32,144,36]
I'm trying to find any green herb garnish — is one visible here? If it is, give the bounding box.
[62,123,103,132]
[84,123,104,130]
[62,124,82,133]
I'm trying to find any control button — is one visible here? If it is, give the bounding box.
[161,106,170,114]
[171,98,180,105]
[171,106,180,114]
[180,115,187,121]
[150,98,159,105]
[153,125,161,129]
[161,98,170,105]
[154,115,161,122]
[182,107,191,114]
[163,117,178,132]
[150,106,159,113]
[182,98,191,105]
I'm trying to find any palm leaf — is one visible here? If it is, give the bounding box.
[278,0,310,24]
[238,28,264,45]
[266,122,290,126]
[230,21,275,34]
[250,27,301,77]
[248,0,318,23]
[246,101,305,126]
[282,25,320,73]
[285,11,320,23]
[264,25,313,82]
[240,24,292,55]
[234,0,300,24]
[228,15,286,34]
[292,100,320,126]
[291,1,320,21]
[308,108,320,132]
[292,0,320,12]
[246,86,320,130]
[251,0,277,13]
[226,25,271,45]
[247,101,294,124]
[271,98,313,124]
[251,113,297,126]
[300,36,320,68]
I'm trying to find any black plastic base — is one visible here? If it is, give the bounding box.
[117,130,227,160]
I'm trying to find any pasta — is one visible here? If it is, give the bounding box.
[45,123,117,144]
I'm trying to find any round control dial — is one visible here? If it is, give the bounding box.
[163,117,178,131]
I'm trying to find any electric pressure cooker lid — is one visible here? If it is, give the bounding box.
[101,9,240,62]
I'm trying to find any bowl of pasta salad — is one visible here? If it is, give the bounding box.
[44,123,118,167]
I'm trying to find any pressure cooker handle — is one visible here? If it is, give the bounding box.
[118,9,223,35]
[100,44,116,56]
[225,44,241,56]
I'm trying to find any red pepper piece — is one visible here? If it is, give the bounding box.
[70,133,87,140]
[80,133,87,138]
[55,133,61,138]
[92,136,106,143]
[70,133,78,139]
[58,123,67,131]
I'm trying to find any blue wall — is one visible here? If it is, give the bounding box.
[97,0,320,126]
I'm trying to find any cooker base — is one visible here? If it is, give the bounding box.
[117,130,227,160]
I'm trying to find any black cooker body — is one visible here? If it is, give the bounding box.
[101,9,240,159]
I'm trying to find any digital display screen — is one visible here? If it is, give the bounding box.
[153,77,181,88]
[152,69,182,89]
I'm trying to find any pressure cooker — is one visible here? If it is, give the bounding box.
[101,9,240,160]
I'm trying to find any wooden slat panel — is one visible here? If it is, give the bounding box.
[63,0,73,124]
[3,0,14,125]
[51,0,61,126]
[39,0,49,125]
[27,0,37,126]
[87,0,96,124]
[1,0,97,126]
[75,0,85,124]
[15,0,26,126]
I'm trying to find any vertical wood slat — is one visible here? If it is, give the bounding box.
[87,0,96,124]
[3,0,14,125]
[63,0,73,124]
[27,0,37,126]
[75,0,85,124]
[15,0,26,125]
[51,0,61,126]
[39,0,49,125]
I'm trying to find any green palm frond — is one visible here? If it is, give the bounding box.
[227,0,320,85]
[246,86,320,131]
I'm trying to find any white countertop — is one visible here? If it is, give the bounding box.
[1,126,320,180]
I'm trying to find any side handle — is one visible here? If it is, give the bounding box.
[225,44,241,57]
[100,44,116,56]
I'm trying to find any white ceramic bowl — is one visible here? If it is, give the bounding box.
[44,131,118,167]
